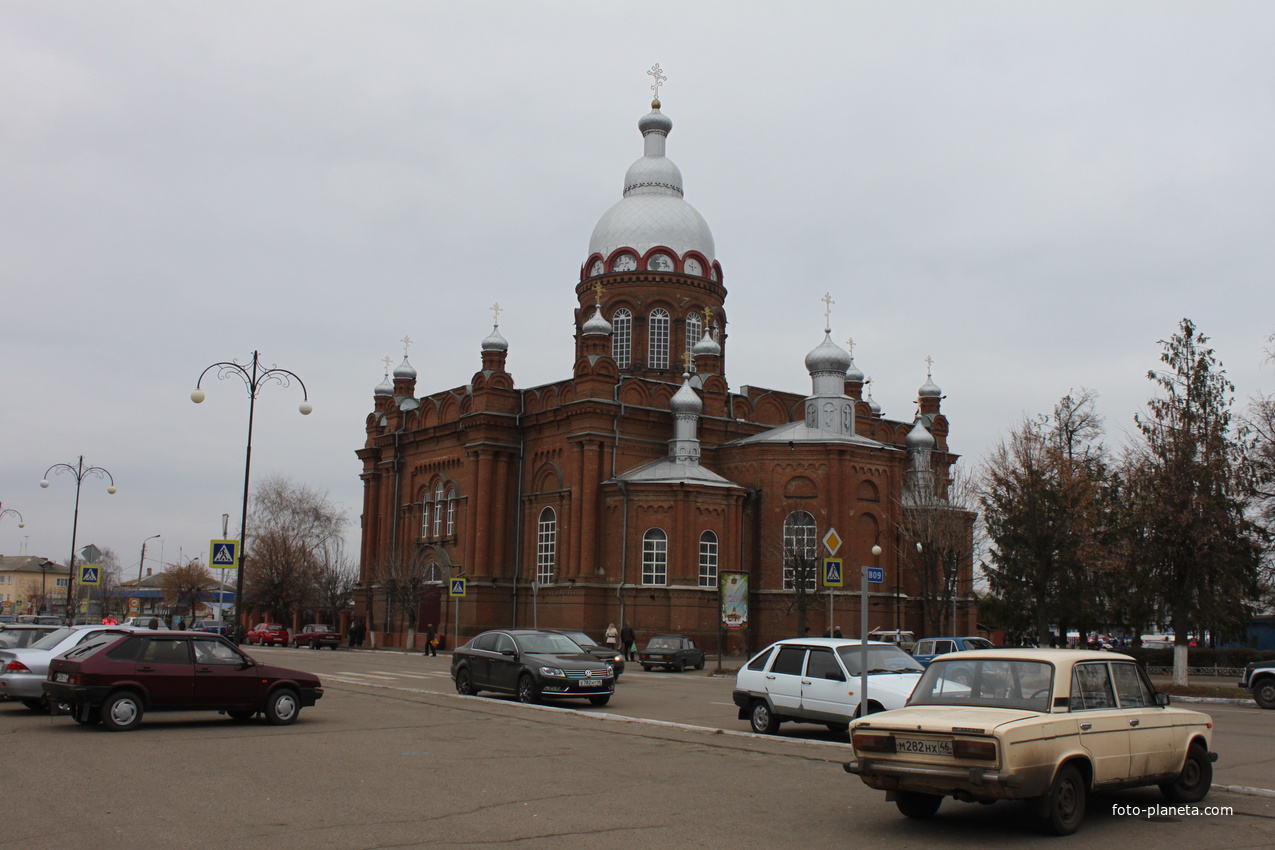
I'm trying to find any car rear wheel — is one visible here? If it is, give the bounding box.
[516,673,540,704]
[826,722,849,735]
[749,699,779,735]
[895,791,942,819]
[1160,742,1212,803]
[101,692,144,732]
[641,664,652,672]
[588,694,611,706]
[265,689,300,725]
[20,698,46,712]
[1042,763,1086,836]
[455,667,476,696]
[1254,678,1275,710]
[674,659,685,673]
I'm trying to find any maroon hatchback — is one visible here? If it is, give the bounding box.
[41,630,323,731]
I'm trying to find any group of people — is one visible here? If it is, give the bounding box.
[605,622,638,661]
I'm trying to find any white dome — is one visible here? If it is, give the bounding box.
[804,331,851,375]
[481,324,508,352]
[905,418,935,450]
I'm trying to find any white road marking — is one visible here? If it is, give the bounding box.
[335,671,399,680]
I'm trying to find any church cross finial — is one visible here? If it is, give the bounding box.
[681,349,692,373]
[821,292,835,329]
[593,282,604,305]
[382,355,393,373]
[845,337,855,357]
[647,63,666,100]
[925,355,934,376]
[490,303,502,326]
[401,336,413,357]
[702,305,713,325]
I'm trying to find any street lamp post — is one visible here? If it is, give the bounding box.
[40,457,117,624]
[192,351,311,643]
[138,534,161,585]
[0,504,25,529]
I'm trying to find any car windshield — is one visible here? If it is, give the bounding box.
[28,627,76,651]
[517,633,589,655]
[309,626,335,632]
[837,645,924,675]
[909,658,1054,712]
[647,638,683,649]
[558,632,596,646]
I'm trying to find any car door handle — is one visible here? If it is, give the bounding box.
[801,679,812,685]
[1080,722,1092,731]
[196,667,214,674]
[1129,718,1140,727]
[765,674,776,680]
[137,666,156,672]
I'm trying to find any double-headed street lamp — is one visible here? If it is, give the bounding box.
[192,351,311,642]
[40,457,116,624]
[0,504,24,529]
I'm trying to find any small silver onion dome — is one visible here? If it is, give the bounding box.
[845,356,864,384]
[670,375,703,415]
[482,324,509,352]
[866,382,882,415]
[393,356,417,380]
[919,372,942,398]
[374,371,393,397]
[906,417,935,450]
[804,331,851,375]
[638,102,673,135]
[582,307,613,336]
[692,328,720,356]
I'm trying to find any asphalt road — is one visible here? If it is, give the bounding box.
[4,647,1274,850]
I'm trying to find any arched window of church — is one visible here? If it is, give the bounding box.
[433,483,444,537]
[782,510,819,591]
[698,531,718,587]
[421,503,431,538]
[445,488,457,535]
[536,507,556,584]
[685,311,702,374]
[612,308,632,368]
[642,528,668,585]
[424,563,443,584]
[649,308,670,369]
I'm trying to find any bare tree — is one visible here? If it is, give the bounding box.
[309,537,359,626]
[160,560,216,622]
[900,465,978,636]
[370,548,426,646]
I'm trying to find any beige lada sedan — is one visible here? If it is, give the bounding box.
[843,648,1216,835]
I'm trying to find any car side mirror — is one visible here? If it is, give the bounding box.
[1154,692,1171,706]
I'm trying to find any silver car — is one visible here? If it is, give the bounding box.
[0,624,128,710]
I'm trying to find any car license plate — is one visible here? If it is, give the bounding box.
[578,679,602,687]
[896,737,952,756]
[54,672,69,683]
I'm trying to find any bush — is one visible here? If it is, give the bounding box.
[1120,646,1275,667]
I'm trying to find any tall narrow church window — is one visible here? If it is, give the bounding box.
[421,504,431,538]
[433,483,444,536]
[685,311,702,373]
[642,528,668,585]
[649,308,670,369]
[698,531,718,587]
[612,308,632,368]
[536,507,556,584]
[782,510,819,591]
[446,488,457,535]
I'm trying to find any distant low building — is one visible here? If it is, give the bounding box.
[0,555,70,615]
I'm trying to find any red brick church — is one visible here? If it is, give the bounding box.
[355,86,974,653]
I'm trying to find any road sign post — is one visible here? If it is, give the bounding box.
[860,563,885,721]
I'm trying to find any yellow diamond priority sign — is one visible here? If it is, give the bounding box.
[822,528,842,557]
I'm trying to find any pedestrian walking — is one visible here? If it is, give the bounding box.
[620,622,636,661]
[350,618,365,648]
[425,623,437,656]
[605,622,619,650]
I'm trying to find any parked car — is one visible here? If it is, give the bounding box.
[0,624,129,709]
[910,636,995,668]
[293,624,341,650]
[451,629,615,706]
[1239,658,1275,709]
[733,638,925,736]
[0,624,61,649]
[637,635,704,672]
[867,628,917,652]
[120,616,170,630]
[42,630,323,731]
[843,648,1217,835]
[543,629,625,679]
[191,619,231,636]
[245,623,290,647]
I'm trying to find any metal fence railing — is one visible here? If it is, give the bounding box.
[1146,665,1244,679]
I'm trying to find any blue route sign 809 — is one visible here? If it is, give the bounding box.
[866,566,884,584]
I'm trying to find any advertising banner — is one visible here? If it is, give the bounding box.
[720,572,748,629]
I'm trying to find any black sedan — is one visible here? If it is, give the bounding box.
[638,635,705,672]
[451,629,615,706]
[542,629,626,679]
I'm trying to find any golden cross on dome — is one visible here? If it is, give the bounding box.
[702,305,713,325]
[681,349,693,372]
[382,355,393,373]
[401,336,413,356]
[821,292,835,327]
[491,303,502,325]
[593,282,604,304]
[647,63,666,100]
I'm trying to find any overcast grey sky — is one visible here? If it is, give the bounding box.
[2,2,1272,579]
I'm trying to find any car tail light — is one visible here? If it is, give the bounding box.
[853,733,896,754]
[953,739,997,760]
[4,660,32,674]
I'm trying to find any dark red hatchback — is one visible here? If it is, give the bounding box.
[41,630,323,731]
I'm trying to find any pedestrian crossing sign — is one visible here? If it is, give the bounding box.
[449,578,467,597]
[823,558,843,587]
[209,539,239,570]
[80,565,101,585]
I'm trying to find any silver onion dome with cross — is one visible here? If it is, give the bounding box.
[588,67,715,264]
